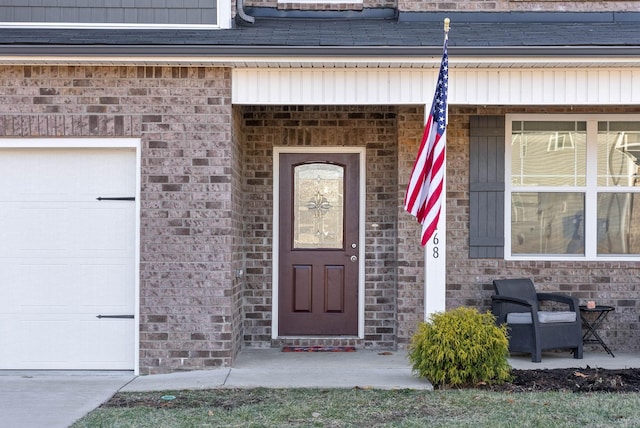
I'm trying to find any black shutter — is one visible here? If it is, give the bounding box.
[469,116,505,258]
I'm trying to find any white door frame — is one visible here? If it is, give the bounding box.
[0,138,141,375]
[272,146,366,339]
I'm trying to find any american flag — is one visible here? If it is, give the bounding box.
[404,34,449,246]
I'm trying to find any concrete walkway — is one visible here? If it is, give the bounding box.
[1,349,639,427]
[123,349,431,392]
[0,371,134,428]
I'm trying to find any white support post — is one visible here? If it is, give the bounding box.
[424,125,447,320]
[424,196,447,320]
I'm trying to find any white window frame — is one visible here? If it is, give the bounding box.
[505,114,640,261]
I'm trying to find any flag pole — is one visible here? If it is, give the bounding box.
[423,18,450,319]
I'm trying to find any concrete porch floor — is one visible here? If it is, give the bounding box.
[508,349,640,370]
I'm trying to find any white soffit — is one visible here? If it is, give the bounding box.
[233,67,640,105]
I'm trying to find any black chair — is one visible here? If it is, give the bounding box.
[491,278,583,363]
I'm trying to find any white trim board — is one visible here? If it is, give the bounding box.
[2,54,639,69]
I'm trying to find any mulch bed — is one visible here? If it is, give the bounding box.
[480,368,640,393]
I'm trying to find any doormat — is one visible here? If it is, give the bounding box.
[282,346,357,352]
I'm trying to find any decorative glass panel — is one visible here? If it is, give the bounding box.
[598,192,640,255]
[511,192,584,255]
[511,121,587,186]
[293,163,344,249]
[597,122,640,187]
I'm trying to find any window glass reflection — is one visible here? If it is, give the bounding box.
[511,192,584,255]
[511,121,586,186]
[597,122,640,187]
[598,192,640,254]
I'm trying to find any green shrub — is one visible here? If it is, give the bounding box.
[408,307,512,388]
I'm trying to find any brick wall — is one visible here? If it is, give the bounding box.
[398,0,640,12]
[398,0,501,12]
[230,106,246,360]
[0,65,239,374]
[396,105,427,346]
[240,105,400,349]
[507,1,640,12]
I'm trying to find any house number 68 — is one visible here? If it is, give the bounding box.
[432,233,439,259]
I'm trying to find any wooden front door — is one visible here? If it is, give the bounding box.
[278,152,360,335]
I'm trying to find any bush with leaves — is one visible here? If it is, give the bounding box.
[408,307,512,388]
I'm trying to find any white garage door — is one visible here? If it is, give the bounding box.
[0,148,137,370]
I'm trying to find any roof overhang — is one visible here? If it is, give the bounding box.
[0,45,639,68]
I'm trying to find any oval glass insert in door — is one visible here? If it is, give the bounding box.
[293,163,344,249]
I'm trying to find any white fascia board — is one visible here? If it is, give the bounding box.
[0,54,639,68]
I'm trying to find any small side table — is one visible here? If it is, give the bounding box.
[579,305,615,358]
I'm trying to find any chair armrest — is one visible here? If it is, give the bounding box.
[536,293,580,311]
[491,295,536,308]
[491,295,541,327]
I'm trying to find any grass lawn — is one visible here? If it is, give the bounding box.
[73,388,640,427]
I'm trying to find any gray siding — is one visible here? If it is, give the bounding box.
[469,115,505,259]
[0,1,217,26]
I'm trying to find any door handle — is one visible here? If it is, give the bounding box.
[350,255,358,262]
[96,314,134,319]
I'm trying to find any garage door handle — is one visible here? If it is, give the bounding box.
[96,197,135,201]
[96,314,135,319]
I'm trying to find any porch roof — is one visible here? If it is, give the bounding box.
[0,12,639,67]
